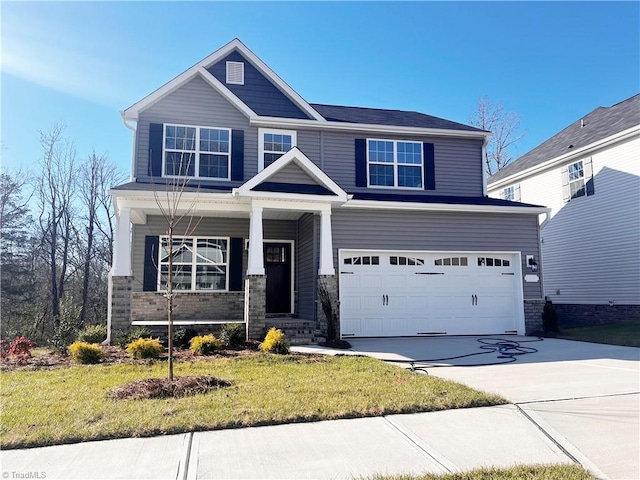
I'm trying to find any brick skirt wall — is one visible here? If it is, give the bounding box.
[554,303,640,327]
[130,291,244,323]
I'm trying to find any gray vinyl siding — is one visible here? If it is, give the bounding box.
[322,132,484,196]
[296,130,322,166]
[331,209,543,299]
[135,76,257,184]
[297,213,318,320]
[268,163,319,185]
[207,51,310,119]
[131,216,296,292]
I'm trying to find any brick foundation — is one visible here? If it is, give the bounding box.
[130,291,244,323]
[317,275,338,339]
[553,303,640,328]
[245,275,266,341]
[524,299,545,335]
[109,276,133,343]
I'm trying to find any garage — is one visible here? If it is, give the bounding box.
[339,250,524,337]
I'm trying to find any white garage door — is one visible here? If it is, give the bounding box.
[339,250,523,337]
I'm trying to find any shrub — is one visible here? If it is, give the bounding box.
[219,323,245,347]
[77,324,107,344]
[259,327,290,354]
[117,326,152,349]
[542,300,560,334]
[50,316,78,354]
[174,328,198,349]
[189,334,223,355]
[126,337,163,359]
[8,336,35,357]
[68,341,104,364]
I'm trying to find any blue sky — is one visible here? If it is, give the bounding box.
[2,2,639,177]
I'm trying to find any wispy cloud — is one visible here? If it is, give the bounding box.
[1,5,143,108]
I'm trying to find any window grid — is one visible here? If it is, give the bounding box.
[568,160,585,199]
[504,186,515,201]
[259,129,296,170]
[158,236,229,291]
[367,139,423,189]
[164,124,231,180]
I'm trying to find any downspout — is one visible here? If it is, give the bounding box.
[121,113,137,182]
[481,134,491,197]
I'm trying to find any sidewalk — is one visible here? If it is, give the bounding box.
[2,404,594,480]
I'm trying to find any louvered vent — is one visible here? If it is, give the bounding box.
[226,61,244,85]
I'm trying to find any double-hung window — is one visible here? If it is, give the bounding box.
[164,124,231,179]
[367,139,423,188]
[568,160,585,199]
[258,128,296,170]
[503,186,515,201]
[158,236,228,291]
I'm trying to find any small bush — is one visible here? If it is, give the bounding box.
[189,334,223,355]
[259,327,290,354]
[219,323,245,347]
[8,336,35,357]
[77,324,107,344]
[50,317,78,354]
[68,341,104,364]
[174,328,198,349]
[117,327,152,349]
[126,337,163,359]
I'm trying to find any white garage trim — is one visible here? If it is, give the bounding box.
[338,249,525,337]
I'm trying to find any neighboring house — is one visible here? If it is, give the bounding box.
[488,94,640,325]
[108,39,548,344]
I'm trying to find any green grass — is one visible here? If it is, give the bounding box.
[0,354,506,449]
[368,464,594,479]
[557,320,640,347]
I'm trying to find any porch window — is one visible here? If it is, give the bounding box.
[164,124,231,179]
[258,128,297,170]
[158,236,228,291]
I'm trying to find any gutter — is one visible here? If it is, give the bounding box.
[120,113,137,182]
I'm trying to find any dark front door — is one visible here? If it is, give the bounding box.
[264,243,292,314]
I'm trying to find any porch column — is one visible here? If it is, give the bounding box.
[247,205,265,275]
[112,207,132,276]
[319,207,335,275]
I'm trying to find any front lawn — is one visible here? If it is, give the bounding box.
[0,353,506,449]
[557,320,640,347]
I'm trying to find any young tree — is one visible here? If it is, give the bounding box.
[470,96,525,176]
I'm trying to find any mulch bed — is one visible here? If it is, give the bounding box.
[110,375,233,400]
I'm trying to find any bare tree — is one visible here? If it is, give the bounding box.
[470,96,525,176]
[35,123,78,329]
[151,139,201,380]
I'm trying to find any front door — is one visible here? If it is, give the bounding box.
[264,243,292,314]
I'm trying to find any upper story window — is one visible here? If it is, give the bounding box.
[568,160,585,199]
[367,139,423,189]
[158,236,228,291]
[259,128,297,170]
[163,124,231,180]
[503,186,515,201]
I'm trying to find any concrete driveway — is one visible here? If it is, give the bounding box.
[345,336,640,480]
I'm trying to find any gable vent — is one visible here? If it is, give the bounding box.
[226,61,244,85]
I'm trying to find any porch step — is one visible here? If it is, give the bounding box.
[264,319,326,345]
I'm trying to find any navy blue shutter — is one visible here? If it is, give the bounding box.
[355,139,367,187]
[231,130,244,181]
[228,237,244,291]
[149,123,164,178]
[143,236,160,291]
[423,143,435,190]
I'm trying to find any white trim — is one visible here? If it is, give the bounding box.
[162,123,232,181]
[122,38,324,122]
[258,128,297,171]
[342,199,550,214]
[225,61,244,85]
[247,206,265,275]
[157,236,230,292]
[113,207,132,276]
[318,209,335,275]
[366,138,424,190]
[236,146,348,201]
[264,239,295,315]
[250,116,490,139]
[488,125,640,190]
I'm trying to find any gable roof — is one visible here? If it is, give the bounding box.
[310,103,485,132]
[122,38,325,122]
[489,94,640,185]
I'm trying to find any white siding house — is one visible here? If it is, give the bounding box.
[488,94,640,325]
